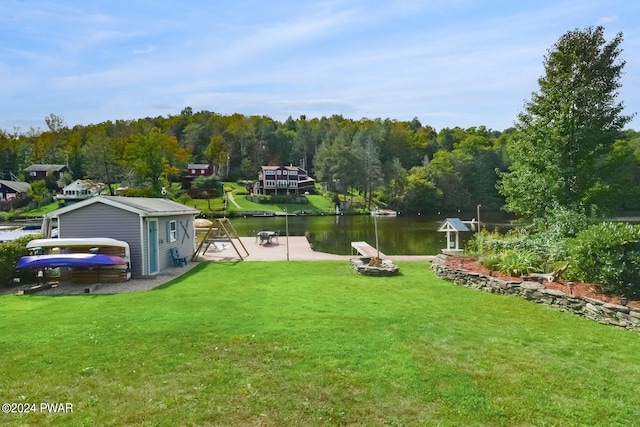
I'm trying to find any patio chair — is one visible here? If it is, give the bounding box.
[170,247,188,267]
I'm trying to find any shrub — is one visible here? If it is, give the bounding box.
[0,234,43,287]
[479,254,502,271]
[175,193,192,206]
[566,222,640,296]
[246,195,271,204]
[497,250,541,277]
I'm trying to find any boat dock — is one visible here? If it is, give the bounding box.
[197,237,433,262]
[351,241,386,258]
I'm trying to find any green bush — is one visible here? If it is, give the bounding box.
[469,205,596,264]
[497,250,541,277]
[0,234,43,287]
[479,254,502,271]
[246,195,271,204]
[566,222,640,296]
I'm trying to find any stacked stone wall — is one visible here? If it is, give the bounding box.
[431,255,640,332]
[350,257,400,276]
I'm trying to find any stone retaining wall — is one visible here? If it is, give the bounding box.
[431,255,640,333]
[350,257,400,276]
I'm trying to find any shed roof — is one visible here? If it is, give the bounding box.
[46,195,200,219]
[437,218,471,232]
[24,164,68,172]
[63,179,105,192]
[187,164,211,169]
[0,180,31,193]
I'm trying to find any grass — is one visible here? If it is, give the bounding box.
[13,183,336,218]
[230,193,334,214]
[17,202,61,218]
[2,262,640,426]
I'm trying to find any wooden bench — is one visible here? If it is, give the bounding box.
[522,263,569,283]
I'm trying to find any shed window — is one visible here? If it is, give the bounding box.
[169,220,177,242]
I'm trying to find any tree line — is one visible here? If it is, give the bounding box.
[0,26,637,217]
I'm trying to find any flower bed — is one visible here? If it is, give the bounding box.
[432,255,640,333]
[446,256,638,308]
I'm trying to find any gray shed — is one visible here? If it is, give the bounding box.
[46,196,200,278]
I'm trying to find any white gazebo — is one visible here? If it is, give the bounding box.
[437,218,471,255]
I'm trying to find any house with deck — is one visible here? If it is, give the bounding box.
[57,179,106,202]
[253,165,315,195]
[44,196,200,278]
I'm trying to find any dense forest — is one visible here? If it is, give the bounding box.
[0,109,638,214]
[1,26,638,216]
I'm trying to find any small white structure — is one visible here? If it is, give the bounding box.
[437,218,471,255]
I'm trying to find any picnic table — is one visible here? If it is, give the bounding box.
[257,231,277,245]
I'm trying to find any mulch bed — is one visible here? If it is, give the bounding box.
[445,257,639,309]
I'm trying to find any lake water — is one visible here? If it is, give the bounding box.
[227,212,513,255]
[2,212,512,255]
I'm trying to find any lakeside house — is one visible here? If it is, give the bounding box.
[181,163,213,190]
[44,196,200,278]
[253,165,315,195]
[24,164,70,187]
[0,179,30,201]
[57,179,106,202]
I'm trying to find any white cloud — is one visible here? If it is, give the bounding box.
[1,0,639,131]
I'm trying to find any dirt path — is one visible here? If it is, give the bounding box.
[225,191,242,209]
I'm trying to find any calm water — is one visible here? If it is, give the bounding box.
[227,212,513,255]
[1,212,512,255]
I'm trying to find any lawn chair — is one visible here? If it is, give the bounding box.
[170,247,188,267]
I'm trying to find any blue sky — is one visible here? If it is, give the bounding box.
[1,0,639,132]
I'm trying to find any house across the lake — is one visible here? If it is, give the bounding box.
[44,196,200,278]
[253,165,315,195]
[0,180,30,201]
[57,179,106,202]
[24,164,70,187]
[181,163,213,190]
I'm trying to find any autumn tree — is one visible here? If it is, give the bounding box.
[125,128,189,189]
[499,26,634,218]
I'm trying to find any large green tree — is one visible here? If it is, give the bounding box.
[125,128,189,189]
[499,26,634,218]
[81,132,123,195]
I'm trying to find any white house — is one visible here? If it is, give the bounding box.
[57,179,106,201]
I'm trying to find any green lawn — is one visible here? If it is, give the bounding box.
[16,202,61,218]
[2,262,640,426]
[230,193,334,214]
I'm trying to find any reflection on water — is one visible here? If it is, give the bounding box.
[227,212,513,255]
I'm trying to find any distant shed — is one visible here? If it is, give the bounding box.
[45,196,200,278]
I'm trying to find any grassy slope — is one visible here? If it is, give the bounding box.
[16,202,60,218]
[2,262,640,426]
[14,182,334,217]
[231,193,334,213]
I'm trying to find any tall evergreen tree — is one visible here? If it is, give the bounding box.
[499,26,634,218]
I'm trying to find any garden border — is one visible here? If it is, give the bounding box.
[431,254,640,333]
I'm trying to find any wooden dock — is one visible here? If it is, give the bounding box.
[351,241,386,258]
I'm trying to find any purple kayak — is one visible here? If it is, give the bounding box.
[17,253,125,269]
